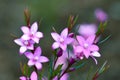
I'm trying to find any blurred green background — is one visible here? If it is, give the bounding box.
[0,0,120,80]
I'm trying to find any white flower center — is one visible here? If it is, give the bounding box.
[23,41,29,46]
[84,43,89,48]
[59,38,64,43]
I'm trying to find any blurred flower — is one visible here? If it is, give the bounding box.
[21,22,43,43]
[95,9,108,22]
[51,28,74,51]
[53,73,69,80]
[25,47,49,70]
[78,24,97,38]
[14,38,34,54]
[75,35,99,59]
[20,71,38,80]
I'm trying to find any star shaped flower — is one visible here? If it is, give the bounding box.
[14,38,35,54]
[21,22,43,43]
[74,35,101,64]
[51,28,74,51]
[25,47,49,70]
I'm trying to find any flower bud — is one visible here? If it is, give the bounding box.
[69,57,76,65]
[57,48,63,57]
[68,33,74,38]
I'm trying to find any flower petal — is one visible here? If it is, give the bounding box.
[19,76,26,80]
[35,62,42,70]
[21,26,29,34]
[35,32,43,38]
[74,46,83,53]
[28,60,35,66]
[83,49,90,58]
[25,52,33,59]
[21,34,30,40]
[60,43,67,51]
[51,32,60,41]
[86,35,95,44]
[89,45,99,51]
[27,44,34,50]
[34,47,41,56]
[14,39,23,46]
[30,71,38,80]
[91,51,101,57]
[76,36,85,46]
[52,42,60,49]
[65,37,74,44]
[19,46,27,54]
[61,28,68,38]
[39,56,49,63]
[31,22,38,33]
[32,37,39,43]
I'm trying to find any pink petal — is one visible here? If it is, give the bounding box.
[60,73,69,80]
[86,35,95,44]
[76,36,85,46]
[25,52,33,59]
[35,32,43,38]
[32,37,39,43]
[74,46,83,53]
[30,71,38,80]
[61,28,68,38]
[60,43,67,51]
[19,76,26,80]
[91,51,101,57]
[83,49,90,58]
[35,62,42,70]
[34,47,42,56]
[65,37,74,44]
[31,22,38,33]
[52,42,60,49]
[51,32,60,41]
[39,56,49,63]
[28,60,35,66]
[27,45,34,50]
[89,45,99,51]
[19,46,27,54]
[21,26,29,34]
[21,34,30,40]
[14,39,23,46]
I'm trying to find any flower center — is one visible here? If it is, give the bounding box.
[84,43,89,48]
[33,56,39,62]
[59,38,64,43]
[23,40,30,46]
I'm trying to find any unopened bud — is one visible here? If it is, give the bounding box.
[57,48,63,57]
[68,33,74,38]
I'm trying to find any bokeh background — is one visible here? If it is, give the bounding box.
[0,0,120,80]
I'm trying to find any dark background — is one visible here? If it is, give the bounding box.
[0,0,120,80]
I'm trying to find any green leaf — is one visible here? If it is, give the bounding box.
[92,61,110,80]
[52,64,63,78]
[74,61,87,70]
[98,35,111,44]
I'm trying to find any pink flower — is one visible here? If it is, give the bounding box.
[25,47,49,70]
[14,38,34,54]
[95,9,108,22]
[20,71,38,80]
[74,35,100,64]
[51,28,74,51]
[21,22,43,43]
[78,24,97,38]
